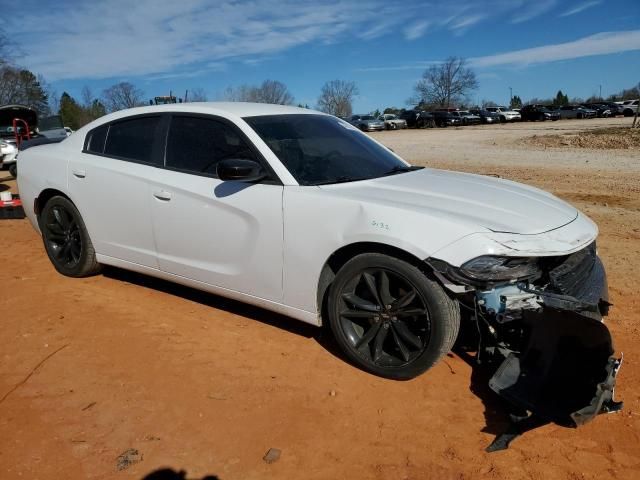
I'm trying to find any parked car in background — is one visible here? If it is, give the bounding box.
[485,106,521,122]
[520,105,561,121]
[558,105,596,119]
[349,114,385,132]
[457,111,481,125]
[432,111,461,127]
[469,109,501,124]
[0,140,18,177]
[378,114,408,130]
[601,102,624,116]
[398,110,435,128]
[582,104,611,118]
[621,99,638,117]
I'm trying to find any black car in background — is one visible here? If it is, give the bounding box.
[399,110,435,128]
[432,111,461,127]
[582,104,612,118]
[456,110,482,125]
[469,109,501,124]
[520,104,561,121]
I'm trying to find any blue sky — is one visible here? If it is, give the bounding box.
[9,0,640,112]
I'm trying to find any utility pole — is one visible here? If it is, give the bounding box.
[599,84,602,100]
[509,87,513,105]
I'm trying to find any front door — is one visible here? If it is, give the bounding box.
[150,114,284,302]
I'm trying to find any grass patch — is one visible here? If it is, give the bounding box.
[525,126,640,149]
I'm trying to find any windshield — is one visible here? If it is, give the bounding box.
[244,114,409,186]
[361,115,375,120]
[385,114,397,120]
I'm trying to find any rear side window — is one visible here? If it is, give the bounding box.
[165,116,256,176]
[85,125,108,154]
[104,116,162,163]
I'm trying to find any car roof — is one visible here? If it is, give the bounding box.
[94,102,322,124]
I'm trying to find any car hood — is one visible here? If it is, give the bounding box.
[319,168,578,235]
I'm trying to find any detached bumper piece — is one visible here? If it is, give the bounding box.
[482,248,623,450]
[488,310,622,426]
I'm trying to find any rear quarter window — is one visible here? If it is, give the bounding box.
[104,116,162,164]
[85,125,108,154]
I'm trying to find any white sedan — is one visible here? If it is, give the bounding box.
[17,103,620,424]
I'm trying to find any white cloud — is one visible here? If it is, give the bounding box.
[510,0,557,24]
[470,30,640,67]
[559,0,602,17]
[404,21,430,41]
[355,30,640,73]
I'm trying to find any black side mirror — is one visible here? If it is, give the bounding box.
[217,159,267,182]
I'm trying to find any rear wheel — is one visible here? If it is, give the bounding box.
[328,253,460,380]
[40,196,101,277]
[8,164,17,178]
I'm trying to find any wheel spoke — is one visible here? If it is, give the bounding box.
[46,223,65,236]
[391,326,411,362]
[355,322,381,349]
[362,272,383,307]
[340,309,376,319]
[393,321,423,349]
[372,325,389,362]
[47,233,66,242]
[342,293,380,312]
[53,207,69,229]
[55,241,72,260]
[392,290,416,310]
[378,271,394,306]
[70,240,82,261]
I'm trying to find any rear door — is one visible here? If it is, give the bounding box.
[68,115,164,267]
[149,114,284,302]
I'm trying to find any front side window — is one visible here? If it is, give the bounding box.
[165,115,256,176]
[244,114,410,186]
[104,116,162,163]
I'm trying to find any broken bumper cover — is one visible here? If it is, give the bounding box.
[488,257,623,426]
[489,310,622,426]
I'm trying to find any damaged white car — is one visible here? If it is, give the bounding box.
[17,103,621,428]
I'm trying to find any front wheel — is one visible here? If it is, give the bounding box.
[40,196,101,277]
[328,253,460,380]
[8,164,17,178]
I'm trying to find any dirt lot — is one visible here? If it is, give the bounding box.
[1,117,639,479]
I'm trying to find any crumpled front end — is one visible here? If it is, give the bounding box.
[429,241,622,427]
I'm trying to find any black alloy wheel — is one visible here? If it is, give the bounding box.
[40,196,101,277]
[44,203,82,268]
[328,253,460,379]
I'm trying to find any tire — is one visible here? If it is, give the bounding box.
[327,253,460,380]
[40,196,101,277]
[500,116,506,123]
[8,163,17,178]
[623,109,633,117]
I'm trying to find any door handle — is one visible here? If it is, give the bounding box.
[72,169,86,178]
[153,190,172,201]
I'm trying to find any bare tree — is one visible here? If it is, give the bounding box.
[101,82,145,112]
[219,80,294,105]
[219,85,255,102]
[254,80,294,105]
[413,57,478,108]
[317,79,359,117]
[188,87,208,102]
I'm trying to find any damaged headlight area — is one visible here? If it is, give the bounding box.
[428,242,623,430]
